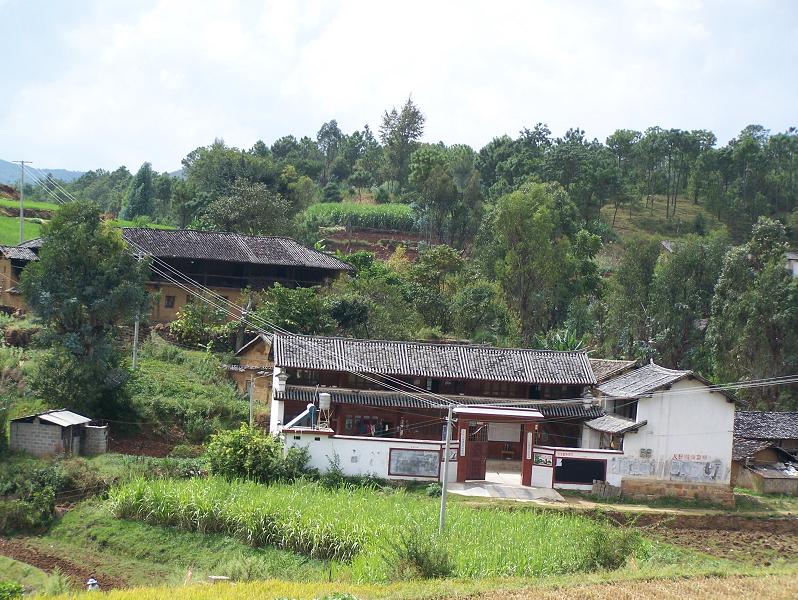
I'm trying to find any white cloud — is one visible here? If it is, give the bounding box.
[0,0,794,170]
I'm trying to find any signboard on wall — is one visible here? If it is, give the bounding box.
[388,448,441,478]
[487,422,521,442]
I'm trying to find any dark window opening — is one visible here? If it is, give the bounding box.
[164,295,176,308]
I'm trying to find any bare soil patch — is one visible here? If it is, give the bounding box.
[650,527,798,565]
[0,537,127,589]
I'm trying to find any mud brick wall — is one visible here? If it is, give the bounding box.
[621,477,735,508]
[9,420,64,456]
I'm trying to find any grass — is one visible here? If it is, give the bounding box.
[0,556,55,590]
[0,214,43,245]
[108,477,712,582]
[42,572,798,600]
[20,500,331,588]
[0,198,60,212]
[127,340,247,442]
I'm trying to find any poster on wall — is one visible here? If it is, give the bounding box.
[388,449,441,478]
[533,453,553,467]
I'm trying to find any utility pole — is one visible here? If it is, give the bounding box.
[13,161,31,244]
[132,312,140,370]
[248,375,255,426]
[438,403,454,534]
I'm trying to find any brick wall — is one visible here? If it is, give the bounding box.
[621,477,735,508]
[83,425,108,456]
[10,420,64,456]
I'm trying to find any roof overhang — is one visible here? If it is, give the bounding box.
[585,415,647,434]
[12,409,92,427]
[453,405,543,422]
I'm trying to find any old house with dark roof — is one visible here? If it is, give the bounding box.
[0,229,352,322]
[732,411,798,494]
[268,333,600,465]
[0,244,39,312]
[585,362,737,505]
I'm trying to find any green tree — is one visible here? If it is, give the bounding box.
[707,218,798,410]
[599,236,661,359]
[201,179,292,235]
[254,284,334,335]
[649,231,729,371]
[121,162,156,219]
[482,182,600,342]
[380,96,425,188]
[20,201,150,416]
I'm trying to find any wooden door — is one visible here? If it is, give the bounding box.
[466,423,488,480]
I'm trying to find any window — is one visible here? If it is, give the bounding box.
[186,295,193,304]
[164,295,176,308]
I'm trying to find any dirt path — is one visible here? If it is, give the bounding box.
[0,538,127,589]
[476,574,798,600]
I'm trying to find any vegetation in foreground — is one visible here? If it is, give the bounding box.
[108,477,689,581]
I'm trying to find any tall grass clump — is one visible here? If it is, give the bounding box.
[302,203,415,232]
[109,478,644,581]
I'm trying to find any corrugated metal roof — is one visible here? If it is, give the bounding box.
[0,245,38,261]
[274,334,596,385]
[122,228,352,272]
[282,385,603,419]
[597,362,690,398]
[11,409,91,427]
[585,414,647,434]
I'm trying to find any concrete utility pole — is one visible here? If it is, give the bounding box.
[132,313,140,370]
[438,403,454,534]
[13,161,31,244]
[248,376,255,426]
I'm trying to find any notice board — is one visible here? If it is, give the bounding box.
[388,448,441,478]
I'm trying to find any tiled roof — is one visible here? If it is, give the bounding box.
[274,334,596,385]
[585,414,647,434]
[282,385,603,418]
[735,411,798,441]
[732,437,775,462]
[235,333,272,356]
[122,228,352,271]
[598,362,691,398]
[0,245,38,261]
[18,238,43,250]
[589,359,637,383]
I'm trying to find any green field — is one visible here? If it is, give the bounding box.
[0,215,43,245]
[302,202,415,232]
[0,198,60,212]
[108,477,708,582]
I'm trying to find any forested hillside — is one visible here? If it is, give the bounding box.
[14,98,798,410]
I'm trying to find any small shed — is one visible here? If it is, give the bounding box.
[10,409,108,457]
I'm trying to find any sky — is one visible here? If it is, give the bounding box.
[1,0,796,172]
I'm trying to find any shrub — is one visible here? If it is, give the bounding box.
[0,581,23,600]
[168,302,239,350]
[169,443,204,459]
[382,528,453,580]
[205,425,309,483]
[425,483,442,497]
[587,524,642,570]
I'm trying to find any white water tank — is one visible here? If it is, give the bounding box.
[318,392,331,411]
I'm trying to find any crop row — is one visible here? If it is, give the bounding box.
[301,202,415,232]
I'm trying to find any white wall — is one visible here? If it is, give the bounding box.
[609,378,735,485]
[283,430,459,483]
[531,445,624,490]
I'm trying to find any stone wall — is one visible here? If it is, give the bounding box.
[82,425,108,456]
[621,477,735,508]
[10,420,64,456]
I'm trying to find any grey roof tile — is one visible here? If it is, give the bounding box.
[597,362,690,398]
[274,334,596,385]
[735,411,798,441]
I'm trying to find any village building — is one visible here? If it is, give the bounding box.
[0,229,352,322]
[0,244,39,312]
[264,334,736,504]
[9,409,108,457]
[226,333,273,411]
[732,411,798,495]
[584,362,737,505]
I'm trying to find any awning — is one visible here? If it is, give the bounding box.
[453,405,543,421]
[585,414,646,434]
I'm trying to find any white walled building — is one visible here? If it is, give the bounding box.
[580,363,736,504]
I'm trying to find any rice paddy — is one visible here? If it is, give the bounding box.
[109,477,652,581]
